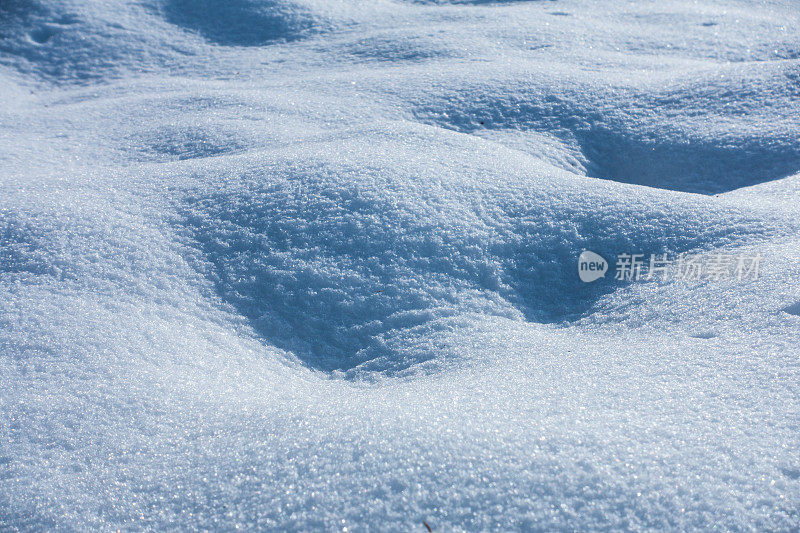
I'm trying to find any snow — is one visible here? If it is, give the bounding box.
[1,0,799,530]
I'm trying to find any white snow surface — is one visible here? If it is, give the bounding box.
[1,0,800,530]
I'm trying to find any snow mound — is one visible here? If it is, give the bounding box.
[410,63,800,194]
[174,127,783,374]
[2,0,800,530]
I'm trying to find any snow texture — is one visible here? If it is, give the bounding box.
[1,0,800,530]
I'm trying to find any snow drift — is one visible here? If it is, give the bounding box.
[1,0,800,530]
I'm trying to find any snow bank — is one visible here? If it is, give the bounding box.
[1,0,799,530]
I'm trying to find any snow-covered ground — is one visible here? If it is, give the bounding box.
[1,0,799,530]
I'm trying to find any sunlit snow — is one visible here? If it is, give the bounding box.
[1,0,800,530]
